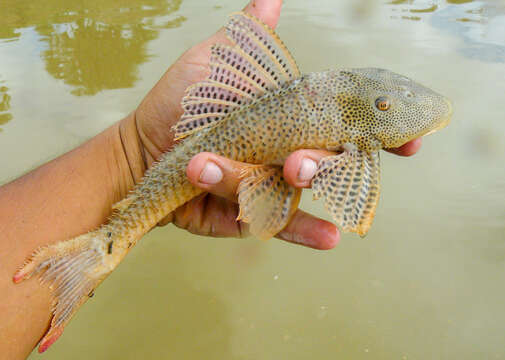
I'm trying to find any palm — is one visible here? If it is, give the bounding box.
[135,44,215,162]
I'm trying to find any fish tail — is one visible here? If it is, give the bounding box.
[13,230,112,353]
[13,140,208,352]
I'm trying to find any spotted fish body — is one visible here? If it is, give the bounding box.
[14,12,452,352]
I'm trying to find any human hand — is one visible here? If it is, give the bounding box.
[118,0,422,248]
[172,138,420,249]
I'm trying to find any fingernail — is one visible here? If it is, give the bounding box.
[278,230,308,245]
[199,162,223,184]
[298,158,317,182]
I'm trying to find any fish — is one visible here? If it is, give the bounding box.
[13,11,452,352]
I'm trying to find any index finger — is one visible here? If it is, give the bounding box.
[385,138,422,156]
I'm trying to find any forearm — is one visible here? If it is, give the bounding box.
[0,117,139,358]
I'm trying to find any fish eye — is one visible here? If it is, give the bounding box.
[375,96,390,111]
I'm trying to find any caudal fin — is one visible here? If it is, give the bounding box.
[14,232,110,353]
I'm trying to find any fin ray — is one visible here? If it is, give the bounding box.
[214,44,280,89]
[227,12,300,80]
[13,231,111,352]
[173,11,300,140]
[312,150,380,236]
[237,165,301,240]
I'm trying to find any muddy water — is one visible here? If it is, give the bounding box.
[0,0,504,359]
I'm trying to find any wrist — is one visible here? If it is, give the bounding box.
[117,112,148,185]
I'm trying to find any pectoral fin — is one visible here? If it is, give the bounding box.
[312,150,380,236]
[237,165,301,240]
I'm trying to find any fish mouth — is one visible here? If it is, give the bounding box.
[423,97,452,137]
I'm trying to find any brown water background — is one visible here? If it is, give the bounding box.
[0,0,504,358]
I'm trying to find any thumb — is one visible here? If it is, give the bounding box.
[243,0,283,29]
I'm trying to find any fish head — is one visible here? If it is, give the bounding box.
[336,68,452,151]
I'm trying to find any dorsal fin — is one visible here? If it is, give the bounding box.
[226,12,300,82]
[173,11,301,140]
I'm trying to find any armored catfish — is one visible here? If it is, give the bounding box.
[13,12,452,352]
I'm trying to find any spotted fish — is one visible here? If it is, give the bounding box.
[13,12,452,352]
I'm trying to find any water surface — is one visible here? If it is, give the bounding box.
[0,0,504,359]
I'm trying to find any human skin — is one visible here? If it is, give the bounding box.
[0,0,421,358]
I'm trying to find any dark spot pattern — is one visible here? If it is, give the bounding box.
[312,151,380,235]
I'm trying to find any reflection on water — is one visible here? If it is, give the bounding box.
[447,0,474,4]
[0,0,186,95]
[389,0,440,13]
[0,78,12,130]
[0,27,20,42]
[389,0,505,62]
[410,4,439,13]
[436,1,505,62]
